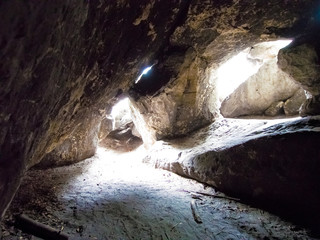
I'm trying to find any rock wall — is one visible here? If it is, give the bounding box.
[278,41,320,116]
[130,48,213,144]
[0,0,187,218]
[34,112,102,169]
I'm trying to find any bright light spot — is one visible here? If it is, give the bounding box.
[216,51,262,102]
[110,97,130,117]
[135,66,153,83]
[108,97,131,130]
[216,39,293,102]
[271,39,292,52]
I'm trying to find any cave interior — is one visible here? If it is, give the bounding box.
[1,0,320,239]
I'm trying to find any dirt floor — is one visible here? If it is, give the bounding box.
[1,146,318,240]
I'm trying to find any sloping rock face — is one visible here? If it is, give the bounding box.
[220,59,300,117]
[145,117,320,231]
[0,0,187,218]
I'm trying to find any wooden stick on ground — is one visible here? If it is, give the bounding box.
[190,200,203,224]
[15,214,69,240]
[183,190,240,202]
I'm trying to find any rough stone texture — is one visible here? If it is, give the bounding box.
[99,101,143,152]
[264,101,284,117]
[130,49,213,144]
[99,123,143,152]
[284,88,306,116]
[220,59,299,117]
[98,117,113,141]
[300,94,320,117]
[130,0,316,141]
[278,42,320,116]
[278,43,320,95]
[0,0,186,218]
[0,0,318,222]
[145,117,320,231]
[34,113,102,169]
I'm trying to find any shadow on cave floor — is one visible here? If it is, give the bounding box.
[2,146,316,240]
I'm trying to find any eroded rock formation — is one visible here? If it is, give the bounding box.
[1,0,319,229]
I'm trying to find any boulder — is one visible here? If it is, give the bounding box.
[145,117,320,230]
[284,88,306,116]
[278,41,320,117]
[100,122,143,152]
[98,117,113,141]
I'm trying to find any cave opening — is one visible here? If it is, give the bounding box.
[216,39,304,119]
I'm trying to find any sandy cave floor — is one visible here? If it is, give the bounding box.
[1,145,318,240]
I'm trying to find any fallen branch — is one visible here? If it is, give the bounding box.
[190,200,202,224]
[183,190,240,202]
[15,214,69,240]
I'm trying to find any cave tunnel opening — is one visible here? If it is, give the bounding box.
[216,39,305,120]
[99,96,143,152]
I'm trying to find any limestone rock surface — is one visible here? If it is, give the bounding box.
[145,117,320,231]
[98,117,113,141]
[130,49,212,144]
[220,59,300,117]
[300,95,320,117]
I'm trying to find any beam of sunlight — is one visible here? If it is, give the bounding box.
[216,51,262,102]
[135,65,153,83]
